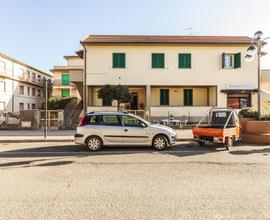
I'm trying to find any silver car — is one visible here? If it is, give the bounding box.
[75,112,176,151]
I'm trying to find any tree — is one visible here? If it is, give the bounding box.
[97,84,114,106]
[97,84,131,111]
[113,84,131,111]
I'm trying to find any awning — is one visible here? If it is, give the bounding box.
[220,89,258,93]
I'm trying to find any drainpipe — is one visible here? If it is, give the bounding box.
[82,45,87,113]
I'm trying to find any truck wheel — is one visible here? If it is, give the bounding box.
[225,137,233,150]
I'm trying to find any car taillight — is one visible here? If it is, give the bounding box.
[78,114,87,127]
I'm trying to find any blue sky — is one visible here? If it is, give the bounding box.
[1,0,270,72]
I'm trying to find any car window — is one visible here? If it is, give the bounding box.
[100,115,121,126]
[121,115,144,127]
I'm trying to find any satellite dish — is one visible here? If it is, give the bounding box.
[244,53,254,62]
[254,31,263,40]
[246,45,257,55]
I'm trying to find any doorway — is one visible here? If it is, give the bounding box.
[130,93,138,110]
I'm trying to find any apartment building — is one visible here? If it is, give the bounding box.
[51,54,83,99]
[79,35,258,121]
[0,52,51,112]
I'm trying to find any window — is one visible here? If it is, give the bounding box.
[184,89,193,106]
[37,75,41,83]
[160,89,169,106]
[32,104,36,109]
[19,85,24,95]
[227,93,251,109]
[19,103,24,110]
[0,81,5,94]
[0,60,6,73]
[27,103,30,110]
[0,101,5,111]
[112,53,126,68]
[121,115,144,127]
[100,115,121,126]
[179,53,191,68]
[222,53,241,69]
[32,88,36,96]
[37,89,41,97]
[32,73,36,82]
[61,89,70,97]
[27,87,30,96]
[102,98,111,106]
[152,53,165,68]
[61,74,70,85]
[27,71,30,80]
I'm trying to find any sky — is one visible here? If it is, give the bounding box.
[1,0,270,73]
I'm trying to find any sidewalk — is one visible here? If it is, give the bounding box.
[0,129,193,143]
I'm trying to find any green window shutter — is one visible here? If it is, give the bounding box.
[113,53,125,68]
[184,89,193,106]
[222,53,225,69]
[62,74,70,85]
[160,89,169,105]
[234,52,241,68]
[113,53,118,68]
[120,53,125,68]
[152,53,164,68]
[61,89,70,97]
[179,54,191,68]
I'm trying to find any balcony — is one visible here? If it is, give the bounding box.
[53,79,75,88]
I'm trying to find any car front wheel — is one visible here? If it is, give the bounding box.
[86,136,102,151]
[152,135,167,150]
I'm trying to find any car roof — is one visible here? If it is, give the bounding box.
[86,111,131,116]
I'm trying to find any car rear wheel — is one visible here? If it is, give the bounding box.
[152,135,167,150]
[86,136,102,151]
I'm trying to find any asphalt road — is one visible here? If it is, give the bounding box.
[0,142,270,220]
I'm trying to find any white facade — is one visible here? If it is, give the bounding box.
[81,35,258,121]
[0,53,51,112]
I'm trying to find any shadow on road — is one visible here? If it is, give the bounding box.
[229,147,270,156]
[0,158,74,168]
[0,142,227,159]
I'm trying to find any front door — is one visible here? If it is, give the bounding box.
[130,93,138,110]
[120,115,150,143]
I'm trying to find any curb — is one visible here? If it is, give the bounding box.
[0,138,193,144]
[0,139,74,143]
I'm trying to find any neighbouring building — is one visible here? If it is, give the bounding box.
[50,54,83,99]
[0,52,52,112]
[79,35,258,121]
[262,69,270,113]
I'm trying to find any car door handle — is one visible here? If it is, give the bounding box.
[124,129,128,132]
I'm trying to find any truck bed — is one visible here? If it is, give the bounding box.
[192,126,237,138]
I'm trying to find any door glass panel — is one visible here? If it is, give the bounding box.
[121,115,142,127]
[101,115,121,126]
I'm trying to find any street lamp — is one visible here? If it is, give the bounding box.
[245,31,270,116]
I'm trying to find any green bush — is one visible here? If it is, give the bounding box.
[259,114,270,121]
[41,97,74,110]
[238,108,259,119]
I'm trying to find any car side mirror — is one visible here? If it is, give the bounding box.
[140,122,147,128]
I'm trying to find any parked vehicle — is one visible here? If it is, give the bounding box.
[75,112,177,151]
[192,108,240,150]
[0,111,20,128]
